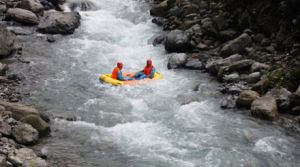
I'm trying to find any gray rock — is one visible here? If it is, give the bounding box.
[0,24,16,58]
[220,33,251,57]
[223,73,240,83]
[20,0,44,14]
[167,53,187,69]
[201,20,218,37]
[7,8,39,25]
[0,100,40,120]
[20,115,50,136]
[0,116,12,136]
[219,29,238,41]
[266,88,292,111]
[165,30,191,53]
[12,123,38,144]
[236,90,260,109]
[152,34,166,46]
[251,96,278,121]
[184,57,204,70]
[246,72,261,83]
[38,11,81,34]
[0,63,8,76]
[176,94,199,105]
[10,27,33,35]
[8,148,47,167]
[0,105,5,111]
[0,154,6,167]
[251,62,270,72]
[205,54,243,75]
[221,95,236,109]
[68,0,97,11]
[227,59,253,72]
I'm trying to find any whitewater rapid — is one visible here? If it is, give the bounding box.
[12,0,300,166]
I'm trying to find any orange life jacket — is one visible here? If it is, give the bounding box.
[143,65,153,76]
[111,67,122,79]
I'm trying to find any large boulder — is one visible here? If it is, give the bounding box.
[251,96,278,120]
[266,88,292,111]
[8,148,47,167]
[205,54,243,75]
[167,53,187,69]
[236,90,260,109]
[20,115,50,136]
[150,0,168,18]
[165,30,191,53]
[220,33,251,57]
[38,11,81,34]
[12,123,39,144]
[7,8,39,25]
[19,0,44,13]
[0,24,16,58]
[0,100,40,120]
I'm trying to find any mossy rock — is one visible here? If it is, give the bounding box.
[20,115,50,137]
[290,106,300,115]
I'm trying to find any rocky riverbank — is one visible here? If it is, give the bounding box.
[0,0,83,166]
[149,0,300,131]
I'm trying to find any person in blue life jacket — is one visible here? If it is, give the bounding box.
[111,62,133,81]
[133,59,155,80]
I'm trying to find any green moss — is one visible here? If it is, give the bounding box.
[267,69,291,89]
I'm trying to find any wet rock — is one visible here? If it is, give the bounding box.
[7,8,39,25]
[220,83,249,95]
[221,95,236,109]
[7,73,25,81]
[184,57,203,70]
[20,115,50,136]
[251,77,269,94]
[167,53,187,69]
[12,123,38,144]
[0,105,5,111]
[0,100,40,120]
[54,114,77,121]
[220,33,251,57]
[165,30,191,53]
[176,94,199,105]
[152,17,168,26]
[19,0,44,14]
[68,0,96,11]
[8,148,47,167]
[153,34,166,46]
[0,24,16,58]
[10,27,33,35]
[291,106,300,115]
[0,63,8,76]
[246,72,261,84]
[266,88,292,111]
[236,90,260,109]
[251,96,278,121]
[0,76,13,83]
[201,20,218,37]
[46,35,55,42]
[205,54,243,75]
[38,11,81,34]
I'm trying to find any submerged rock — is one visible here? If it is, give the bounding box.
[38,11,81,34]
[7,8,39,25]
[0,24,16,58]
[251,96,278,121]
[176,94,199,105]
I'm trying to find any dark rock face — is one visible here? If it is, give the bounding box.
[7,8,39,25]
[0,24,16,58]
[251,96,278,120]
[38,11,81,34]
[220,33,251,57]
[165,30,191,53]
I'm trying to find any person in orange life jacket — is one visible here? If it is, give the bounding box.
[133,59,155,80]
[111,62,133,81]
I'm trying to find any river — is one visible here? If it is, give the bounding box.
[10,0,300,166]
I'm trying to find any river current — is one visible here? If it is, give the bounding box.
[11,0,300,166]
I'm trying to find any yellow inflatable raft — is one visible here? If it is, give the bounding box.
[100,72,163,86]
